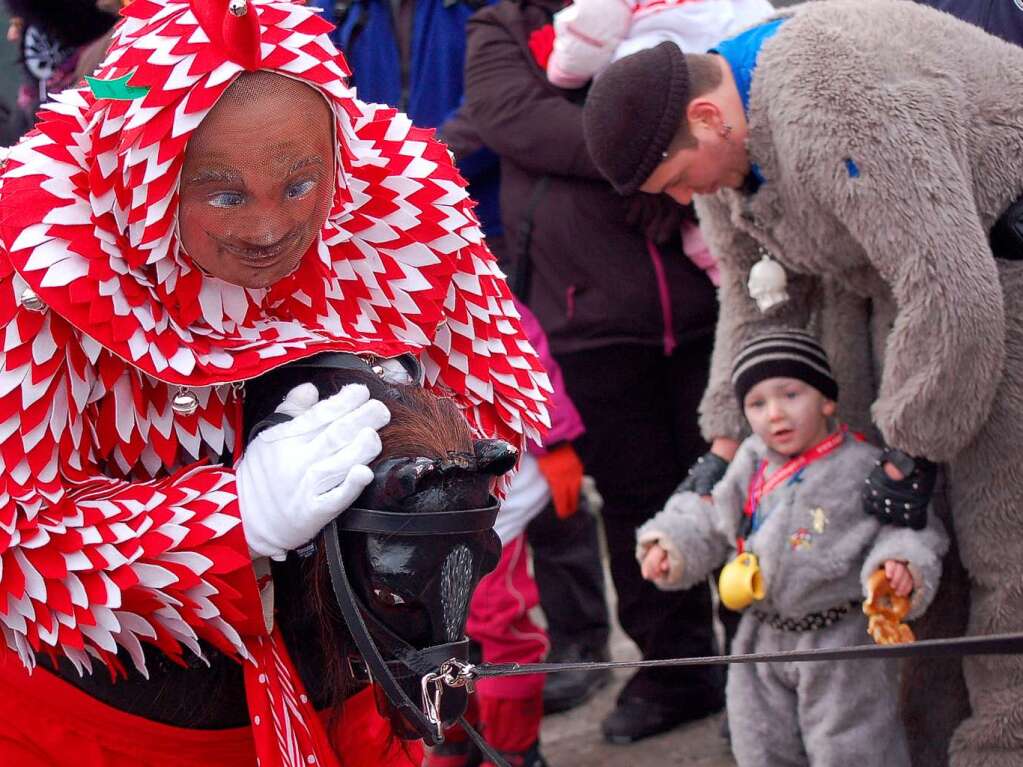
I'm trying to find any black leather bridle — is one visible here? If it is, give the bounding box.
[322,501,499,745]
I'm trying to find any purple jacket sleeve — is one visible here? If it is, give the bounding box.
[515,299,585,453]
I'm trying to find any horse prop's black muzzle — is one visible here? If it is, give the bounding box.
[324,496,502,742]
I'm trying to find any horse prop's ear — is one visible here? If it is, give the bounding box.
[473,440,518,477]
[357,457,438,509]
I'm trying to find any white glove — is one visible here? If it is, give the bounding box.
[236,382,390,560]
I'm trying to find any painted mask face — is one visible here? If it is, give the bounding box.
[743,377,836,457]
[178,71,335,289]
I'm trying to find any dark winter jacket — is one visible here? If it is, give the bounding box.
[915,0,1023,47]
[464,0,718,355]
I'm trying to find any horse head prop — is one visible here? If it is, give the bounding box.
[244,353,516,743]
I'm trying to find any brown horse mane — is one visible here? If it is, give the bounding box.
[375,384,474,463]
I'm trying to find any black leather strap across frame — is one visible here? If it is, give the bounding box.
[471,631,1023,679]
[283,350,423,380]
[338,504,500,536]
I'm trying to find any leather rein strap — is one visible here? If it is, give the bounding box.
[323,520,443,744]
[470,630,1023,679]
[322,499,506,763]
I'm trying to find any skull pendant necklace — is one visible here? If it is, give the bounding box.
[747,247,789,313]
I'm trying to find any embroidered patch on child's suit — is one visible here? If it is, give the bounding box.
[789,528,813,551]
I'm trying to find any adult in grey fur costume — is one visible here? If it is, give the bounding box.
[638,429,947,766]
[583,1,1023,765]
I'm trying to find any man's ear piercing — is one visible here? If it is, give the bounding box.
[721,124,733,138]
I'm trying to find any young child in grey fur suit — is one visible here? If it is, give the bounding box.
[637,330,948,767]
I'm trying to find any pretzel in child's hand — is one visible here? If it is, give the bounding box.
[863,569,915,645]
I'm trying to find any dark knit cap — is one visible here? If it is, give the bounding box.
[732,330,839,405]
[583,41,690,196]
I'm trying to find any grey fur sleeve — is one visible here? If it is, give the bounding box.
[635,438,761,590]
[860,510,949,621]
[792,57,1005,461]
[636,492,732,591]
[694,194,817,443]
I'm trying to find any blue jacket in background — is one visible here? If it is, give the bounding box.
[326,0,503,238]
[915,0,1023,47]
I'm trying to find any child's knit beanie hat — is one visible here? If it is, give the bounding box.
[583,41,690,195]
[732,330,839,404]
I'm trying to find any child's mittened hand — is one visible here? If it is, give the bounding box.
[884,559,915,597]
[640,543,671,582]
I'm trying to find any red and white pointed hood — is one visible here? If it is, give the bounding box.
[0,0,550,444]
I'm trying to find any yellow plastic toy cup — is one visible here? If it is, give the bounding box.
[718,552,765,611]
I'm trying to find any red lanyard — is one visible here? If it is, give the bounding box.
[737,426,851,553]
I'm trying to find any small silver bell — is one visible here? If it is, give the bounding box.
[19,287,46,313]
[227,0,248,17]
[171,388,199,416]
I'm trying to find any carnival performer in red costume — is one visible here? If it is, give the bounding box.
[0,1,550,765]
